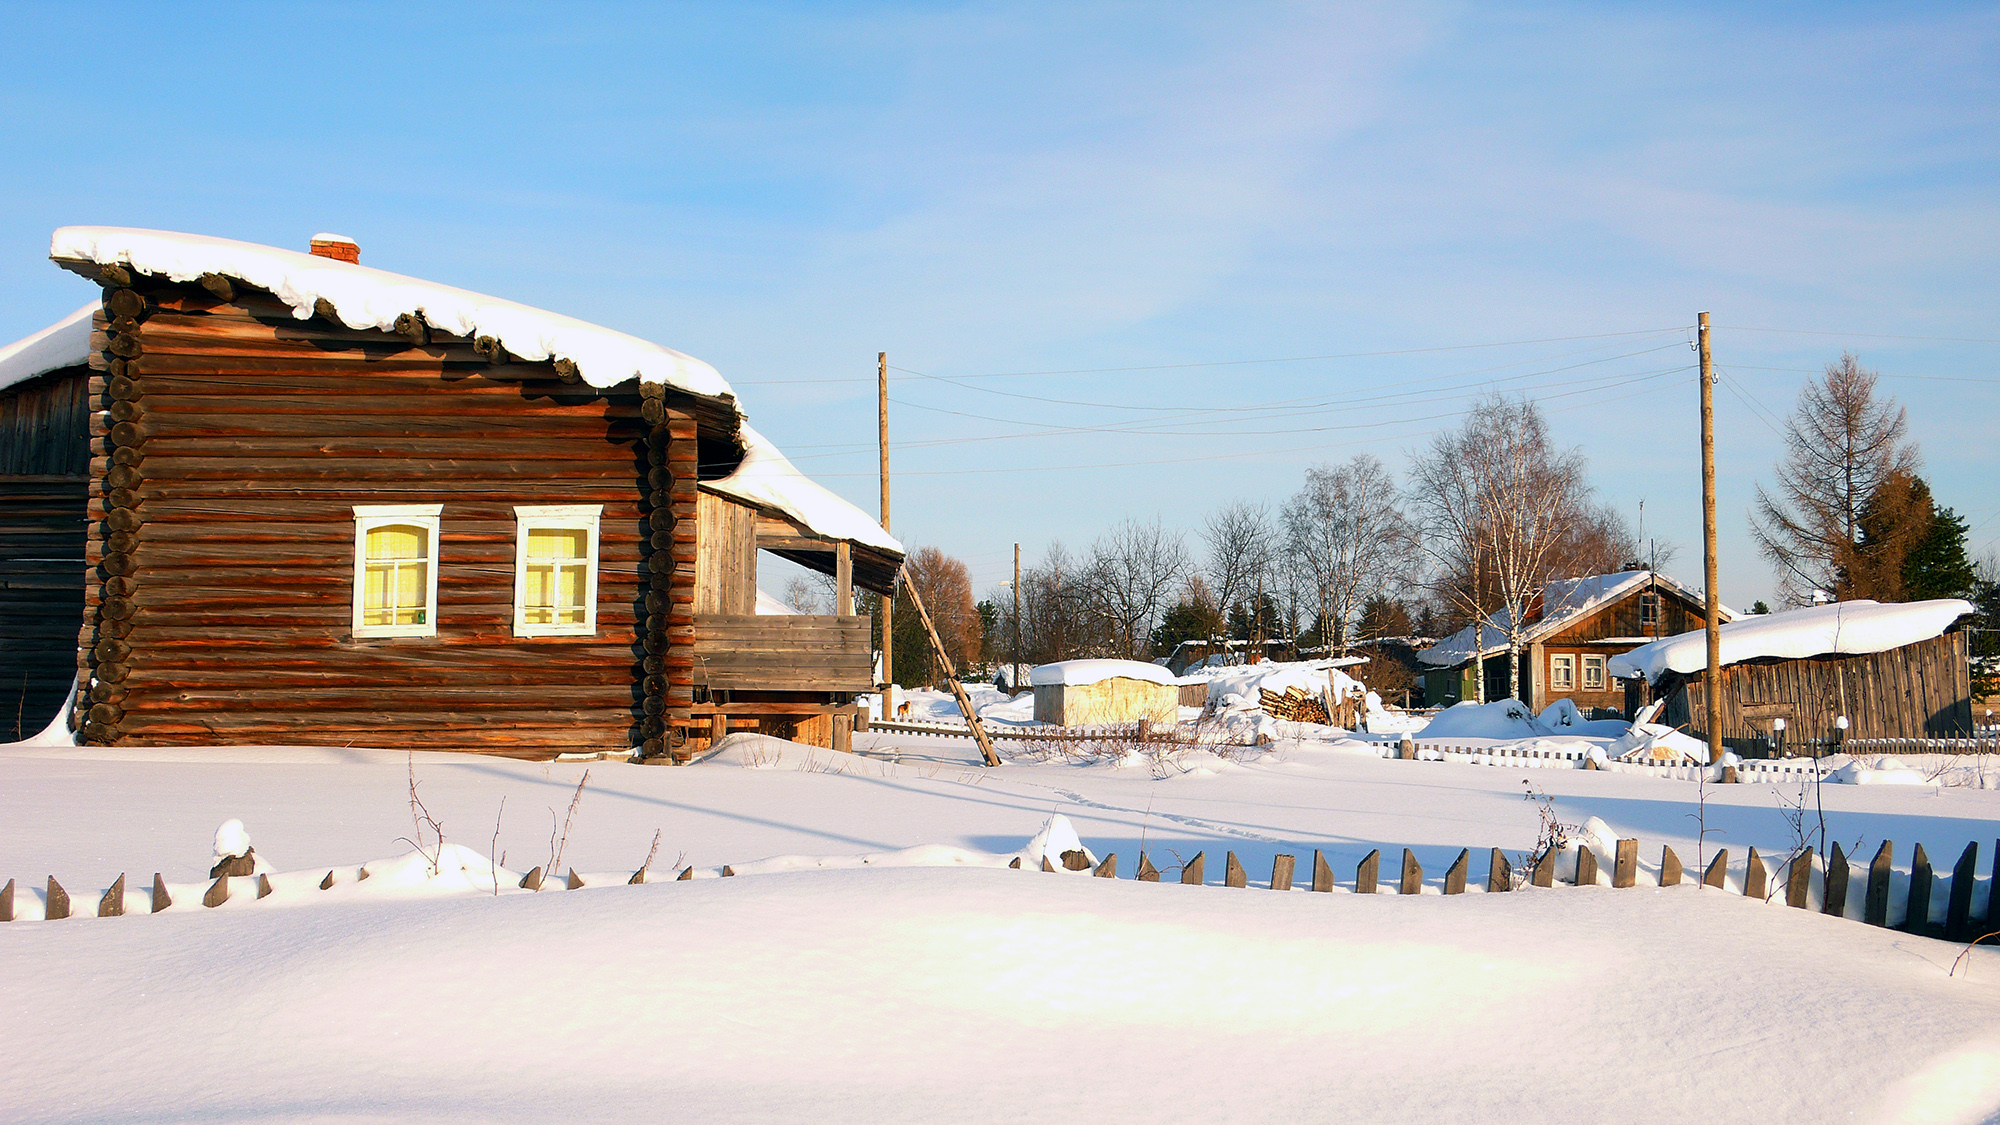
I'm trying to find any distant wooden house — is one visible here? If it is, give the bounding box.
[0,226,901,760]
[1609,599,1976,753]
[1417,570,1724,716]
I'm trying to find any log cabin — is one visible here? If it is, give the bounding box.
[1417,570,1726,717]
[1608,598,1976,755]
[0,226,901,760]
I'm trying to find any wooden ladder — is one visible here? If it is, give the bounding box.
[901,582,1002,767]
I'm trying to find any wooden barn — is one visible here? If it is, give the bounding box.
[1030,660,1180,726]
[0,225,901,760]
[0,305,93,739]
[1418,570,1724,716]
[1609,599,1977,754]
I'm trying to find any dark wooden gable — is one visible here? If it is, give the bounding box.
[0,363,91,734]
[1540,579,1708,646]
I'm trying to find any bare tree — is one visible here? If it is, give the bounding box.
[782,574,824,615]
[1200,500,1274,630]
[1281,454,1410,654]
[1408,394,1592,702]
[1084,519,1191,660]
[1752,353,1920,606]
[1550,502,1640,578]
[898,546,981,685]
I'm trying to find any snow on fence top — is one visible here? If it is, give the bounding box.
[703,425,903,556]
[1418,569,1731,667]
[0,302,94,394]
[1029,659,1178,688]
[47,227,735,401]
[1608,598,1976,683]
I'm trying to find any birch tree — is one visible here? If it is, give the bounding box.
[1408,394,1591,702]
[1084,519,1191,660]
[1281,454,1410,654]
[1200,500,1274,633]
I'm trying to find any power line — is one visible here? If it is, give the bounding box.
[1716,326,2000,345]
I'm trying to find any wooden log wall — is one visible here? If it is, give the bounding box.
[1668,632,1974,749]
[637,388,699,758]
[75,282,675,758]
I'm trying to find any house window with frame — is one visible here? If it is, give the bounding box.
[352,505,442,639]
[513,505,601,637]
[1583,654,1606,691]
[1550,653,1575,692]
[1640,591,1661,628]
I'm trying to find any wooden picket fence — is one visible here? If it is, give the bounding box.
[5,835,1995,948]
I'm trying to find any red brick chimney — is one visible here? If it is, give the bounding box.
[308,234,359,263]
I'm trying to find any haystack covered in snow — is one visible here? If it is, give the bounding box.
[4,226,903,759]
[1417,570,1726,717]
[1029,660,1179,726]
[1609,599,1978,749]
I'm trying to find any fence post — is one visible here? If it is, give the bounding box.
[46,877,70,920]
[1444,849,1468,895]
[1357,849,1380,894]
[1400,849,1423,895]
[1136,853,1160,882]
[1743,848,1767,900]
[1224,852,1247,888]
[1823,842,1849,918]
[1180,851,1205,886]
[0,878,11,922]
[1987,839,2000,933]
[1785,847,1813,909]
[1575,846,1598,888]
[202,876,228,908]
[1312,850,1334,892]
[98,874,126,917]
[1270,854,1294,891]
[1945,842,1978,942]
[520,865,545,890]
[1905,844,1935,935]
[1865,841,1893,926]
[1703,849,1729,890]
[1614,839,1638,888]
[1532,849,1555,888]
[1660,845,1682,887]
[1488,848,1512,893]
[1094,854,1118,878]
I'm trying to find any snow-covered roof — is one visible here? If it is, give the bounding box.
[1608,598,1976,684]
[1029,659,1178,688]
[48,227,733,401]
[754,589,796,616]
[703,424,903,557]
[1417,570,1732,667]
[0,302,94,394]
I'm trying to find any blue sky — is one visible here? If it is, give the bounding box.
[3,3,1996,609]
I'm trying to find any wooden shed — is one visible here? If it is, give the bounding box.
[1610,599,1977,754]
[1030,660,1180,726]
[0,225,901,760]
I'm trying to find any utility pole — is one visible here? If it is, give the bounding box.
[1012,542,1021,689]
[1698,312,1724,765]
[878,352,893,719]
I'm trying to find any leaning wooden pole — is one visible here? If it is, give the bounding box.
[1698,311,1724,765]
[903,581,1002,767]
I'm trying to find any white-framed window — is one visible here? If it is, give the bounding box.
[513,505,601,637]
[1583,655,1606,690]
[352,504,442,639]
[1550,653,1575,691]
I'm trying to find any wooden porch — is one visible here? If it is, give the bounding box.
[684,612,874,755]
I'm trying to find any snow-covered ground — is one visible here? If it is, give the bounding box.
[3,729,1999,1123]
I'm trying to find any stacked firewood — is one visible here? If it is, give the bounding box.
[1259,686,1330,725]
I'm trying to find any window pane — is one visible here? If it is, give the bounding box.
[556,563,587,608]
[367,524,428,561]
[527,527,587,561]
[525,563,552,607]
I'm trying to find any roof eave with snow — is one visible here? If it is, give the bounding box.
[0,302,94,395]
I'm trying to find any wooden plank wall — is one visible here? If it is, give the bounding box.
[692,614,873,693]
[1544,584,1705,645]
[0,475,86,737]
[1670,632,1973,748]
[694,493,756,615]
[79,286,656,758]
[0,368,90,474]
